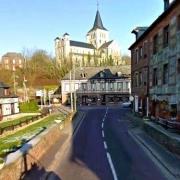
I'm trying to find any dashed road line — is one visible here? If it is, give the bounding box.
[102,130,105,138]
[106,152,118,180]
[104,141,108,149]
[102,122,104,129]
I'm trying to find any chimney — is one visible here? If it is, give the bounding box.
[164,0,169,11]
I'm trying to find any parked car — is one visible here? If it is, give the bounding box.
[122,101,131,108]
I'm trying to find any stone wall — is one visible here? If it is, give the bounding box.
[0,113,74,180]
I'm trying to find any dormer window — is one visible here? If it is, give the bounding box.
[80,72,86,78]
[100,72,105,78]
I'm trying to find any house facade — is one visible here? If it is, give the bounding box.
[0,82,19,120]
[55,10,121,67]
[129,0,180,121]
[61,66,131,105]
[1,52,24,71]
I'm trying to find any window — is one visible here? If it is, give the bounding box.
[135,49,139,64]
[139,72,142,86]
[65,84,70,91]
[100,82,105,90]
[153,34,158,54]
[139,46,143,59]
[125,82,129,90]
[82,83,87,90]
[91,83,95,91]
[143,41,148,58]
[135,73,139,87]
[177,15,180,31]
[177,59,180,73]
[163,25,169,47]
[153,68,158,86]
[163,64,169,84]
[13,59,16,64]
[117,82,123,90]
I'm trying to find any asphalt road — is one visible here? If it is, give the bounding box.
[51,106,167,180]
[23,106,167,180]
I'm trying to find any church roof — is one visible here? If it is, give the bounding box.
[70,40,95,49]
[99,40,113,49]
[88,10,107,33]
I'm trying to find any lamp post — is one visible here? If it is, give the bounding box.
[70,70,74,112]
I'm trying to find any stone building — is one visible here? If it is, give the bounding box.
[61,66,131,105]
[129,0,180,121]
[55,10,121,67]
[1,52,24,71]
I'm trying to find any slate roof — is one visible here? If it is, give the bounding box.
[0,82,10,88]
[99,40,113,49]
[62,66,131,80]
[70,40,95,49]
[88,10,107,33]
[2,52,23,58]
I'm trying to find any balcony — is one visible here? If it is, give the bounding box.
[76,88,130,94]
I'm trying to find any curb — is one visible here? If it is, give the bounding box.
[128,130,180,180]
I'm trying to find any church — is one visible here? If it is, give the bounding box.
[55,9,121,67]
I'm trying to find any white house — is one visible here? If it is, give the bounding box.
[0,82,19,119]
[61,66,131,105]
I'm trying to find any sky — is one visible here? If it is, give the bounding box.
[0,0,168,58]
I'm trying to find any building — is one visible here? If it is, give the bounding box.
[129,0,180,121]
[55,10,121,67]
[61,66,131,105]
[1,52,24,71]
[0,82,19,120]
[129,27,149,116]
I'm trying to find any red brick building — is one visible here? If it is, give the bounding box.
[129,0,180,120]
[1,52,24,71]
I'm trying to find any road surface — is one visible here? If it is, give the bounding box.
[24,106,167,180]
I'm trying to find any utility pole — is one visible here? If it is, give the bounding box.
[23,76,29,102]
[13,69,16,95]
[70,70,74,112]
[73,62,77,112]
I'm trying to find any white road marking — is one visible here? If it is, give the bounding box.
[106,152,118,180]
[102,122,104,129]
[104,141,108,149]
[102,130,105,138]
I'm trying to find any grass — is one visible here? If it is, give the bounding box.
[0,113,67,158]
[0,116,36,129]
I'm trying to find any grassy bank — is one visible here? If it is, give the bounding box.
[0,113,67,158]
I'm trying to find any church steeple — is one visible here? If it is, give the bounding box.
[88,10,107,33]
[92,10,107,31]
[87,8,109,49]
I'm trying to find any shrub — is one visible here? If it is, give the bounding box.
[19,100,39,113]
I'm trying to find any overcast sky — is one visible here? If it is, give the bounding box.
[0,0,168,58]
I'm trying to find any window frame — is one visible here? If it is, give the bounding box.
[163,25,169,48]
[163,64,169,84]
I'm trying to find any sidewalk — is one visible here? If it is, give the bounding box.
[127,113,180,179]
